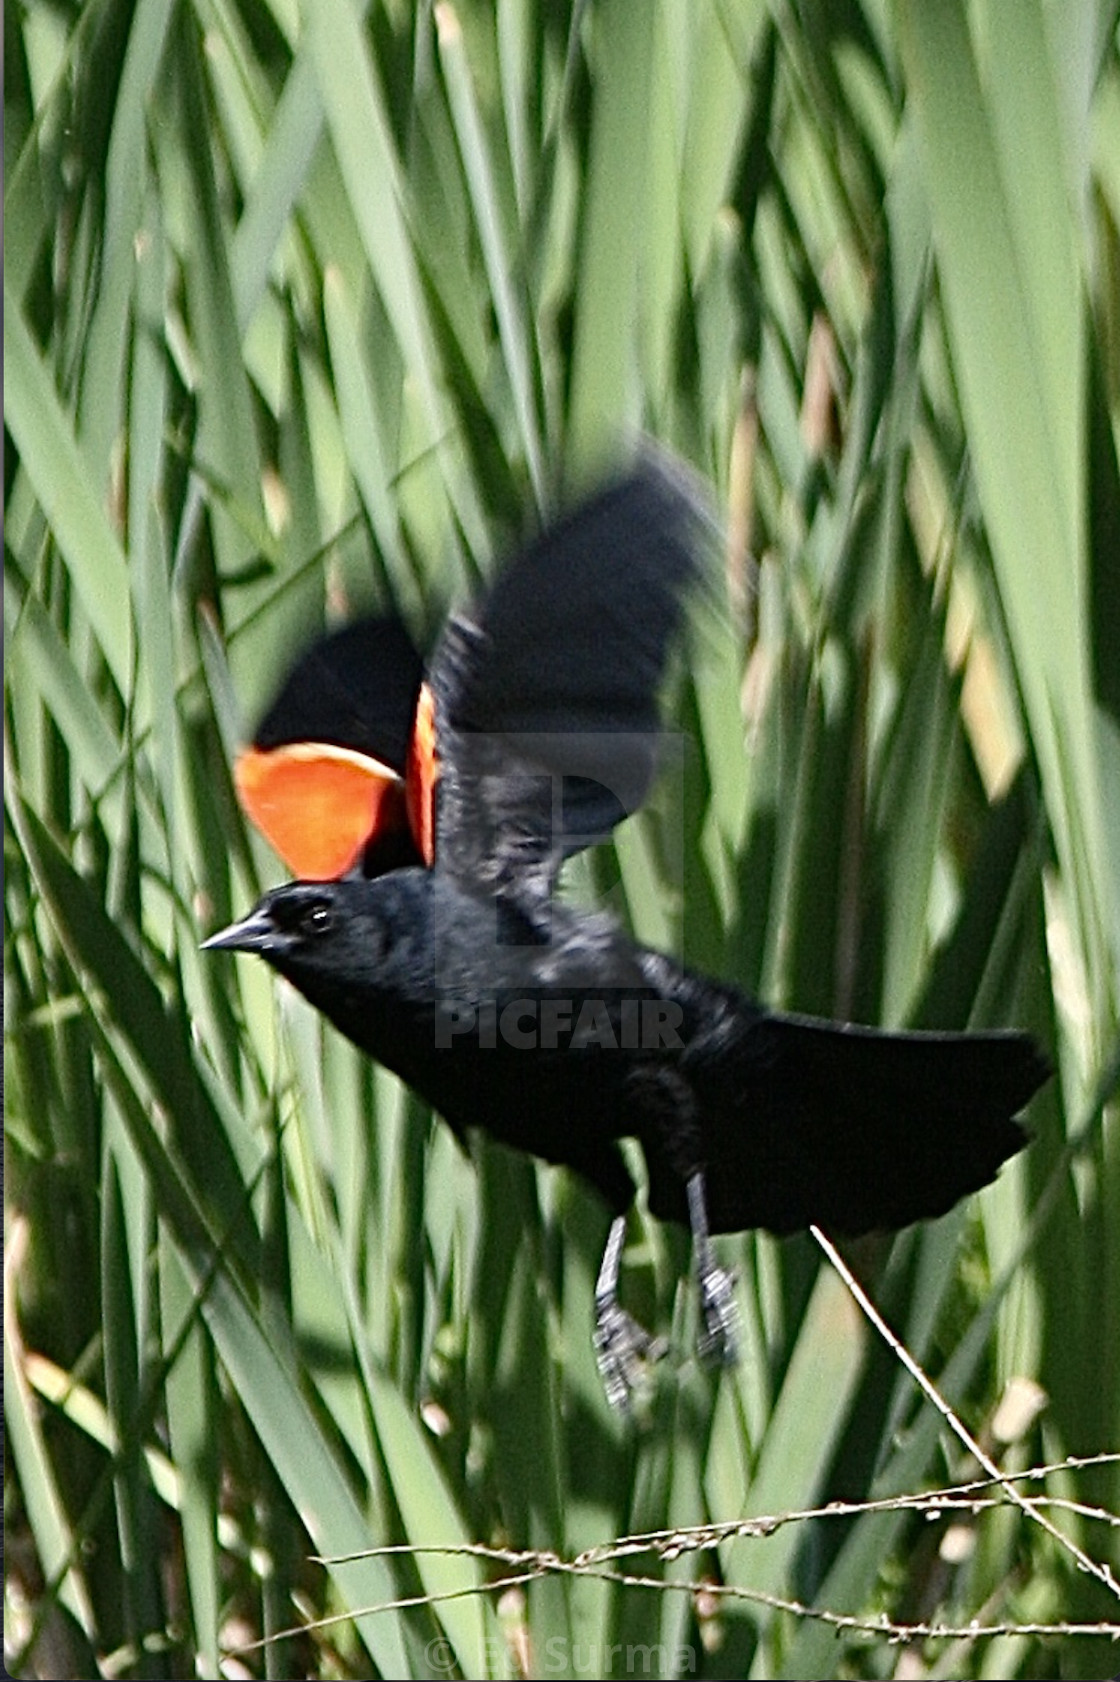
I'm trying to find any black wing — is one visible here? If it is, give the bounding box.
[237,616,428,880]
[428,450,711,917]
[252,615,425,770]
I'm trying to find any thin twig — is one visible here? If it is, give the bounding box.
[226,1453,1120,1662]
[810,1224,1120,1605]
[315,1452,1120,1570]
[226,1559,1120,1659]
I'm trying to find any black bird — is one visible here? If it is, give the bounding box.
[205,454,1048,1408]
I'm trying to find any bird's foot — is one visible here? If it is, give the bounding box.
[593,1301,667,1412]
[696,1260,739,1370]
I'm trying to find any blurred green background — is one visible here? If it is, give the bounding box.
[5,1,1119,1677]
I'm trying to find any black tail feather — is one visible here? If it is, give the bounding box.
[652,1015,1048,1236]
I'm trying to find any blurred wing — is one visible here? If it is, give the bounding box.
[429,452,712,912]
[235,616,428,879]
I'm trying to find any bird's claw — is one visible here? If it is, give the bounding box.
[593,1301,667,1412]
[696,1262,739,1370]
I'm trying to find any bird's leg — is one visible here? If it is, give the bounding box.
[631,1061,739,1374]
[685,1169,739,1370]
[592,1213,665,1411]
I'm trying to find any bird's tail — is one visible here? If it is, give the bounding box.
[654,1013,1049,1236]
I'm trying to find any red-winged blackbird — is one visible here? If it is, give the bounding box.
[205,452,1049,1409]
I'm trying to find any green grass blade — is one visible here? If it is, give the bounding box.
[3,289,132,688]
[437,4,547,503]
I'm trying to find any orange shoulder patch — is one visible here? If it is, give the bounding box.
[405,682,439,866]
[235,742,408,880]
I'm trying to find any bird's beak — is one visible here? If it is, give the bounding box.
[201,907,275,954]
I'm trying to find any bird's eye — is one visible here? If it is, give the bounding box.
[305,900,334,937]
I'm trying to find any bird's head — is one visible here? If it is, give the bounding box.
[203,873,433,999]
